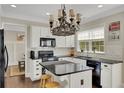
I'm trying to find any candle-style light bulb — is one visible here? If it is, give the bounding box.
[69,9,75,17]
[58,9,62,18]
[49,15,54,22]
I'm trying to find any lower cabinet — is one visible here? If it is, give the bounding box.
[70,70,92,88]
[29,59,42,81]
[46,69,92,88]
[101,63,122,88]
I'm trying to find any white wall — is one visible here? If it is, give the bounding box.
[4,31,25,66]
[76,12,124,83]
[77,12,124,60]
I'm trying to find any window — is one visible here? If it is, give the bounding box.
[79,41,89,52]
[77,26,104,53]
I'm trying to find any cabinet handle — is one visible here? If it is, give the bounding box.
[36,68,39,70]
[36,64,39,66]
[104,65,108,67]
[36,74,39,75]
[81,79,84,85]
[36,61,39,63]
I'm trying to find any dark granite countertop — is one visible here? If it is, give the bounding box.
[57,55,123,64]
[39,61,93,76]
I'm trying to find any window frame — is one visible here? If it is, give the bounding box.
[77,26,105,54]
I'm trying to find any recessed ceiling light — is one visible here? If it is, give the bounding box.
[11,5,16,8]
[97,5,103,8]
[46,12,50,16]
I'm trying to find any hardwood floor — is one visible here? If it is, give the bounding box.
[5,75,40,88]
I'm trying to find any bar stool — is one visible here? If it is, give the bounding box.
[40,74,52,88]
[45,81,60,88]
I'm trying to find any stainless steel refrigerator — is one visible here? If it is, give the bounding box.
[0,29,8,88]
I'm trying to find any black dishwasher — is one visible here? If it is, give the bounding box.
[87,60,102,88]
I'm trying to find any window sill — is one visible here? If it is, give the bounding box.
[79,51,105,55]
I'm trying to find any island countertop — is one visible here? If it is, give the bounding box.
[39,61,93,76]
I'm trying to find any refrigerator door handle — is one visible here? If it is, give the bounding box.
[4,45,9,72]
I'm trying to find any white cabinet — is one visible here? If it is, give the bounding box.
[56,36,66,47]
[30,26,41,48]
[101,63,122,88]
[65,35,75,47]
[29,59,42,81]
[70,70,92,88]
[40,27,52,37]
[56,35,75,48]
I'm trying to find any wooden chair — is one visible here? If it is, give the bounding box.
[40,74,52,88]
[40,74,60,88]
[45,81,60,88]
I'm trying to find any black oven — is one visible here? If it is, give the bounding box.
[38,51,58,74]
[87,60,102,88]
[40,38,56,47]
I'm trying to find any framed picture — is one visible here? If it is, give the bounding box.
[108,21,120,41]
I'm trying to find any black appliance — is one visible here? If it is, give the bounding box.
[0,29,9,88]
[87,60,102,88]
[40,38,56,47]
[38,51,58,74]
[30,50,38,59]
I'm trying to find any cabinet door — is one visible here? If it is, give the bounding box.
[30,26,40,48]
[70,35,75,47]
[56,36,66,47]
[40,27,52,37]
[101,63,112,88]
[70,70,92,88]
[65,35,75,47]
[65,36,71,47]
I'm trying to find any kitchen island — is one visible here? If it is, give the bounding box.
[39,61,93,88]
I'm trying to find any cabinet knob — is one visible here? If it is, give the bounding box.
[104,65,108,67]
[36,74,39,75]
[81,79,84,85]
[36,68,39,70]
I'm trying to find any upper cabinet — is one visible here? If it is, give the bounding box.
[65,35,75,48]
[30,26,41,48]
[30,25,75,48]
[40,27,52,38]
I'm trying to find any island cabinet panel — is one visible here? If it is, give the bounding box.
[70,70,92,88]
[101,63,122,88]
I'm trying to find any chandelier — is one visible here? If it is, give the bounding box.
[49,5,81,36]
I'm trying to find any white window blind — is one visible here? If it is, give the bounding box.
[78,27,104,40]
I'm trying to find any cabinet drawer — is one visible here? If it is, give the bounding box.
[101,63,112,70]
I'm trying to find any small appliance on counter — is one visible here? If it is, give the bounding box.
[68,48,75,57]
[30,50,39,59]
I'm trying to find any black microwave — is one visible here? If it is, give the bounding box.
[40,38,56,47]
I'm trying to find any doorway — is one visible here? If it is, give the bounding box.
[4,30,25,77]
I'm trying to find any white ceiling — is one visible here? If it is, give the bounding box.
[1,4,124,24]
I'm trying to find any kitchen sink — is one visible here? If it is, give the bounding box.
[75,56,92,59]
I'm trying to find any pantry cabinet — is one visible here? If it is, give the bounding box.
[29,59,42,81]
[101,63,122,88]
